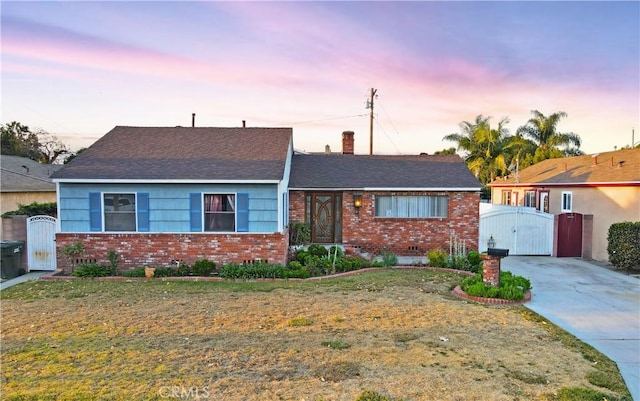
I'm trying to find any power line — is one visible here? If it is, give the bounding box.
[377,99,401,137]
[375,117,401,154]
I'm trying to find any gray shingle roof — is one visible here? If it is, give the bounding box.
[51,126,293,181]
[489,148,640,186]
[1,155,62,192]
[289,154,482,189]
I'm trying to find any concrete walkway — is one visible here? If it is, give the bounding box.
[503,256,640,401]
[0,271,50,291]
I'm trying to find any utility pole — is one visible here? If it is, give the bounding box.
[366,88,378,155]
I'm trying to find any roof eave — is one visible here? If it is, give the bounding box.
[53,178,283,184]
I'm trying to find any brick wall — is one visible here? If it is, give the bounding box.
[56,233,288,273]
[289,190,480,256]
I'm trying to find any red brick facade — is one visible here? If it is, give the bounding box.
[289,190,479,257]
[56,233,288,273]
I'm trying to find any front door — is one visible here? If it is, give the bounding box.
[309,193,342,243]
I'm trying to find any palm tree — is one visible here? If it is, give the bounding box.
[516,110,582,155]
[443,115,511,184]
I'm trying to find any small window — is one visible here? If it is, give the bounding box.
[104,193,136,231]
[204,194,235,232]
[561,192,573,212]
[374,195,448,218]
[501,190,512,205]
[524,191,536,208]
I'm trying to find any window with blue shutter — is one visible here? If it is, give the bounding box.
[89,192,102,231]
[190,193,202,232]
[137,193,150,232]
[237,193,249,232]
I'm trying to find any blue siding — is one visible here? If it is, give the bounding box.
[58,183,280,233]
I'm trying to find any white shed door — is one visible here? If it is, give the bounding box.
[27,215,57,271]
[479,204,553,255]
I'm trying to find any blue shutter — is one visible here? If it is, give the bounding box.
[137,193,150,232]
[237,193,249,232]
[189,193,202,232]
[89,192,102,231]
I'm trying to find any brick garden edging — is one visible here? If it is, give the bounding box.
[452,285,532,305]
[39,266,475,282]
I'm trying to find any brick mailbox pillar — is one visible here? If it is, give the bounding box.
[481,248,509,287]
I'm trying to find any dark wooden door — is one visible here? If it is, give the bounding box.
[310,193,340,243]
[557,213,583,257]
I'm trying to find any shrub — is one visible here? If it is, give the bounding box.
[153,266,175,277]
[219,263,244,279]
[381,249,398,267]
[307,244,328,257]
[1,201,57,217]
[175,262,191,276]
[607,221,640,271]
[72,263,111,278]
[288,222,311,246]
[107,249,119,275]
[295,250,310,265]
[192,259,216,276]
[427,248,447,267]
[219,262,286,280]
[467,251,482,272]
[461,271,531,301]
[284,267,310,279]
[287,261,303,270]
[328,245,344,258]
[122,267,146,277]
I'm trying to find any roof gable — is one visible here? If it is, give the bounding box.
[52,126,293,181]
[289,154,481,189]
[489,148,640,186]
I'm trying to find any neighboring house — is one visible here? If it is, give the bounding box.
[52,127,481,272]
[487,148,640,261]
[1,155,62,240]
[1,155,62,215]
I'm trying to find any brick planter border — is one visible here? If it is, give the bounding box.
[39,266,476,282]
[452,285,532,305]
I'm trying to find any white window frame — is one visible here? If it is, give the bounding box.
[374,195,448,218]
[524,190,536,208]
[561,191,573,212]
[103,193,137,232]
[203,193,237,232]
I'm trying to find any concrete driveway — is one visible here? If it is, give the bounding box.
[502,256,640,401]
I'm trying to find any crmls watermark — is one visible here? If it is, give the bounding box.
[158,386,210,399]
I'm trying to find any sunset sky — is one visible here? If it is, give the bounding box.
[2,1,639,156]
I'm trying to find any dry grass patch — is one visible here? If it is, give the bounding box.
[0,270,631,401]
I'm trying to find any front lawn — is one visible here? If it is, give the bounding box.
[0,270,631,401]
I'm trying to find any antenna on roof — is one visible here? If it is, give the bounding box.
[192,113,195,128]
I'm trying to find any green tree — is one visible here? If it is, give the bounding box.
[1,121,41,160]
[434,147,457,155]
[1,121,70,164]
[443,115,511,184]
[516,110,583,158]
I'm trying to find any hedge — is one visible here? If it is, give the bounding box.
[607,221,640,271]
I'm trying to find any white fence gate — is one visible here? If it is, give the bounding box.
[27,215,57,271]
[479,204,553,255]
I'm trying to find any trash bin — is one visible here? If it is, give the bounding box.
[1,241,25,280]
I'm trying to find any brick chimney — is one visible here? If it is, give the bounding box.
[342,131,354,154]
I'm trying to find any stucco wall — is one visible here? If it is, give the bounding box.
[491,185,640,261]
[0,192,57,215]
